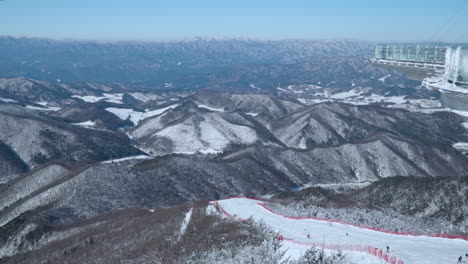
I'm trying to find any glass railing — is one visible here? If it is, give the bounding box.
[373,43,468,85]
[373,43,457,64]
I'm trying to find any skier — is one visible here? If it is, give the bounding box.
[386,246,389,253]
[458,256,463,263]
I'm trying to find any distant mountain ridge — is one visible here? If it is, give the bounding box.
[0,36,373,85]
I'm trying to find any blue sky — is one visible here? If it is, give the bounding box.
[1,0,467,42]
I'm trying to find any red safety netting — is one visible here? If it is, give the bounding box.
[213,199,406,264]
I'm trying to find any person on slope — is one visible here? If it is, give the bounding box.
[386,246,389,253]
[459,256,463,263]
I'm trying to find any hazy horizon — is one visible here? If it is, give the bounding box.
[0,34,376,43]
[3,35,468,45]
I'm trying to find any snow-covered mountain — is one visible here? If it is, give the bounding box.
[0,38,467,263]
[0,132,464,225]
[272,102,464,149]
[130,102,262,155]
[190,90,303,120]
[0,104,141,173]
[1,87,467,184]
[128,95,299,155]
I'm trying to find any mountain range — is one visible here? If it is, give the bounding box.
[1,36,467,263]
[0,37,372,86]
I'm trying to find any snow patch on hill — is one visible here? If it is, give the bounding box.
[0,97,17,103]
[101,155,151,164]
[71,120,96,128]
[453,142,468,152]
[249,84,261,90]
[379,74,391,82]
[105,107,134,120]
[25,105,61,111]
[197,104,225,112]
[106,104,178,125]
[179,208,192,238]
[329,89,364,99]
[171,117,254,153]
[281,86,412,107]
[325,91,407,105]
[452,110,468,117]
[72,93,124,104]
[129,92,162,102]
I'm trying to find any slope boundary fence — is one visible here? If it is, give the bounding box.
[213,199,405,264]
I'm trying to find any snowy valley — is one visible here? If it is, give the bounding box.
[0,37,467,264]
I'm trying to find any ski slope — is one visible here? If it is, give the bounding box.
[215,197,468,264]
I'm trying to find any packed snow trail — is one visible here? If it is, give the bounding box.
[215,197,468,264]
[179,208,192,237]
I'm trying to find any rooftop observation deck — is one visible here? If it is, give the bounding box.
[372,43,468,85]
